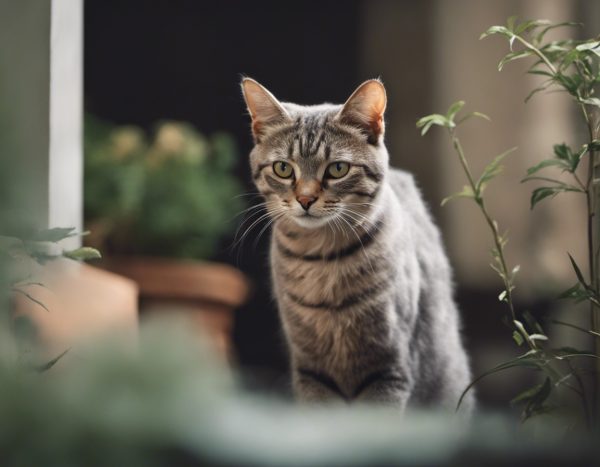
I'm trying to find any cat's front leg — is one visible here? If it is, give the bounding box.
[352,369,412,409]
[292,367,348,404]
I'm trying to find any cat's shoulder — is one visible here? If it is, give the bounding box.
[387,167,437,234]
[387,167,422,202]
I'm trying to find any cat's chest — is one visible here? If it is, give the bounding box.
[270,227,390,307]
[273,253,377,308]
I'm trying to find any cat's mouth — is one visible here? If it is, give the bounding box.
[292,212,331,228]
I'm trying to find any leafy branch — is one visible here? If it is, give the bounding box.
[418,104,523,333]
[418,102,590,425]
[483,15,600,428]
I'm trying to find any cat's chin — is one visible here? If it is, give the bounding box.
[291,214,331,229]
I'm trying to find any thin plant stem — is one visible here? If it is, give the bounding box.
[447,130,573,401]
[512,35,558,75]
[450,132,522,333]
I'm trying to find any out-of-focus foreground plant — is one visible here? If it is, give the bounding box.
[84,118,245,259]
[418,17,600,430]
[0,226,100,369]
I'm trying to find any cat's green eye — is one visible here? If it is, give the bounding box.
[273,161,294,179]
[326,161,350,179]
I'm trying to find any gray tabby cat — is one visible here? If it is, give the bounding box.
[241,77,474,413]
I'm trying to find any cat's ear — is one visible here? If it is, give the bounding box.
[337,79,387,143]
[241,78,290,143]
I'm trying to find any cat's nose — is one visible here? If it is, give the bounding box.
[296,195,317,211]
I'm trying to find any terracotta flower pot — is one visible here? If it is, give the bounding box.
[102,257,250,360]
[13,259,139,370]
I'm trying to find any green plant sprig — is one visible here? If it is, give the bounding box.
[483,15,600,428]
[418,104,524,337]
[418,103,590,425]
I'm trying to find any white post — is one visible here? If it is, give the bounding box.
[49,0,83,248]
[0,0,83,247]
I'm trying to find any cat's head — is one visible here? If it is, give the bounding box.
[241,78,388,230]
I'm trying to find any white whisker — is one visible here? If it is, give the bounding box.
[337,212,376,275]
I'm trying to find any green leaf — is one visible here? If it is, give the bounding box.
[455,111,491,125]
[63,247,102,261]
[514,19,546,35]
[525,143,584,175]
[553,73,582,95]
[530,184,583,209]
[480,25,513,40]
[511,377,553,421]
[506,16,518,32]
[558,282,584,300]
[456,350,543,411]
[476,147,517,193]
[575,40,600,57]
[535,22,580,43]
[571,146,587,171]
[551,347,600,361]
[522,175,570,185]
[511,379,547,405]
[440,185,475,207]
[36,348,70,372]
[525,158,570,176]
[553,143,571,161]
[32,227,78,243]
[557,282,600,306]
[567,253,587,287]
[12,288,49,312]
[529,333,548,342]
[512,330,524,346]
[579,97,600,107]
[513,320,532,347]
[588,140,600,151]
[524,81,553,103]
[527,69,554,77]
[575,40,600,50]
[416,114,449,135]
[498,50,532,71]
[552,320,600,339]
[446,101,465,122]
[559,49,583,71]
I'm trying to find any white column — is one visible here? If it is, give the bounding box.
[49,0,83,247]
[0,0,82,247]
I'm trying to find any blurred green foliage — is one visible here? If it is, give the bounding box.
[0,317,597,466]
[84,117,245,259]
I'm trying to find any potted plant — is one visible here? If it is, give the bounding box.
[84,117,249,358]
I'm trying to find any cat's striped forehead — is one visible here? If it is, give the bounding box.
[260,103,367,169]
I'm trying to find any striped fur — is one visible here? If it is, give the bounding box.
[242,78,474,414]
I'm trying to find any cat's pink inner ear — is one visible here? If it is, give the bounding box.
[338,80,387,140]
[241,78,288,141]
